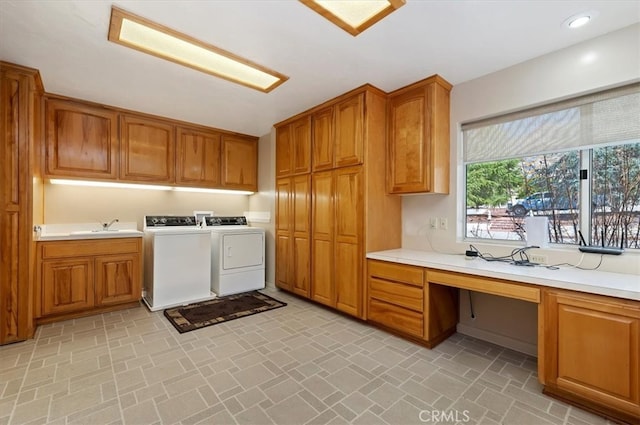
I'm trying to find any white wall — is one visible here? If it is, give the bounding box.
[402,23,640,355]
[249,132,276,287]
[43,184,250,230]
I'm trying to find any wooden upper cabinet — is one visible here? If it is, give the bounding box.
[120,114,175,183]
[221,135,258,191]
[292,116,311,175]
[335,93,364,168]
[387,75,451,194]
[275,124,292,178]
[312,106,334,171]
[45,98,118,179]
[276,116,311,177]
[176,126,221,187]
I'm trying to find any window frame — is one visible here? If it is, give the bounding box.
[460,83,640,250]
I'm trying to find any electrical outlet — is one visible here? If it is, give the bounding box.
[530,254,547,264]
[429,217,438,229]
[439,217,448,230]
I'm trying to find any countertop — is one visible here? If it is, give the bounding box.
[366,249,640,301]
[34,222,143,241]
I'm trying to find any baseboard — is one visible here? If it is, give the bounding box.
[456,323,537,357]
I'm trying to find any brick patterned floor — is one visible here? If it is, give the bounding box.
[0,288,613,425]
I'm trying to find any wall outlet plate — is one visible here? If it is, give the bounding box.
[429,217,438,229]
[439,217,448,230]
[529,254,547,264]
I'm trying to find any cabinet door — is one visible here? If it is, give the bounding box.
[312,106,334,171]
[275,178,292,290]
[0,67,34,344]
[120,114,175,183]
[45,98,118,179]
[335,93,364,168]
[387,86,428,193]
[292,175,311,297]
[221,135,257,191]
[42,258,94,315]
[334,166,363,317]
[95,254,141,305]
[176,126,221,187]
[275,124,292,178]
[292,116,311,175]
[311,171,334,306]
[543,290,640,419]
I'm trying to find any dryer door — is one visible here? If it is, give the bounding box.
[222,232,264,270]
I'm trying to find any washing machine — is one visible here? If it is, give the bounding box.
[143,215,214,311]
[204,216,265,296]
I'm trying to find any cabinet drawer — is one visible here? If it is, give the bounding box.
[369,298,423,338]
[40,238,141,259]
[368,260,423,287]
[369,277,423,312]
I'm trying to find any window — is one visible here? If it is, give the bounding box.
[463,84,640,249]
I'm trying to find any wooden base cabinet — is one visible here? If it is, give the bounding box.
[36,238,142,323]
[311,167,364,316]
[276,175,311,297]
[42,258,94,315]
[540,289,640,423]
[367,260,459,346]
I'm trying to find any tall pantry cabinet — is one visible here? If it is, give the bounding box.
[275,85,401,319]
[0,62,44,345]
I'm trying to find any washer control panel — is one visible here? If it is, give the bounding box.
[204,216,248,226]
[144,215,197,227]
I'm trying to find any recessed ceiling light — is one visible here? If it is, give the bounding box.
[300,0,406,36]
[108,6,288,93]
[563,10,598,29]
[568,16,591,28]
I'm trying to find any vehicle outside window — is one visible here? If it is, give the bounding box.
[507,192,578,216]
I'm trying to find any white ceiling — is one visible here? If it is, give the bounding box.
[1,1,639,137]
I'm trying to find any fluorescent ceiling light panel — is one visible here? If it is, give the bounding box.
[300,0,405,36]
[108,7,288,92]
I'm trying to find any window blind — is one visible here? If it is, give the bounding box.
[462,83,640,163]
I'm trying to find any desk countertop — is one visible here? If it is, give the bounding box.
[366,249,640,301]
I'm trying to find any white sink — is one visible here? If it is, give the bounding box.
[70,229,132,235]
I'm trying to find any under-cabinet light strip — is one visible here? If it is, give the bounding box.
[49,179,254,195]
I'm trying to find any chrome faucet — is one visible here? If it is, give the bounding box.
[102,218,119,230]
